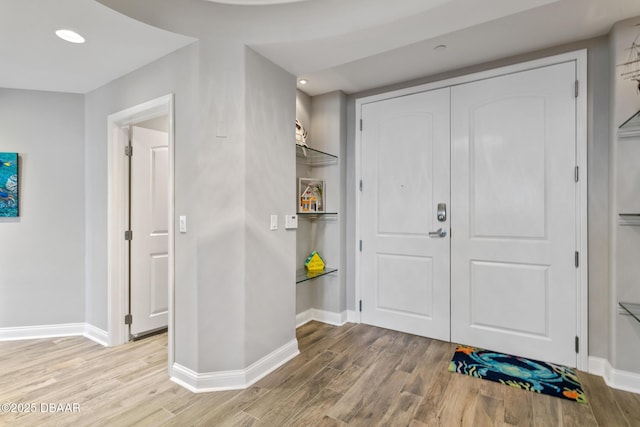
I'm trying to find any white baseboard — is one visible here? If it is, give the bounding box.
[296,309,351,328]
[84,324,109,347]
[0,323,85,341]
[589,356,640,394]
[0,322,109,347]
[170,339,300,393]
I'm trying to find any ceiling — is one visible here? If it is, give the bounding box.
[1,0,640,95]
[0,0,195,94]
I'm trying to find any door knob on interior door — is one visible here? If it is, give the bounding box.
[429,228,447,238]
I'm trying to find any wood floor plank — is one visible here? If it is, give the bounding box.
[378,391,423,427]
[579,371,630,427]
[531,394,563,427]
[503,386,535,426]
[244,350,336,418]
[612,387,640,426]
[348,369,410,426]
[0,323,638,426]
[257,366,341,426]
[432,372,481,427]
[281,388,344,427]
[325,349,406,423]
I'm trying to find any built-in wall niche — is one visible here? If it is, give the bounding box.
[618,110,640,226]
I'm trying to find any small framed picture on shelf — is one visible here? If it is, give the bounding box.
[298,178,325,213]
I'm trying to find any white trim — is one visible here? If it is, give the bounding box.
[588,356,607,377]
[355,50,589,369]
[0,323,85,341]
[170,339,300,393]
[106,94,175,361]
[296,309,314,327]
[0,323,108,347]
[84,324,109,347]
[589,356,640,395]
[575,50,589,371]
[296,309,349,327]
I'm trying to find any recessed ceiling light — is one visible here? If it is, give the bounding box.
[55,29,85,44]
[434,44,447,52]
[298,79,308,85]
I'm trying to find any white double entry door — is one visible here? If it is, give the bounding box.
[360,61,579,367]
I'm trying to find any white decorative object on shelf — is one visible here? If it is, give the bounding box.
[295,119,308,146]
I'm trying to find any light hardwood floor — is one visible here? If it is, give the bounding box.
[1,321,639,426]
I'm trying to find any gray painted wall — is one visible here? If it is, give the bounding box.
[295,90,316,316]
[610,17,640,373]
[245,48,297,365]
[295,91,347,317]
[86,2,299,374]
[309,92,347,314]
[85,43,200,369]
[0,89,85,327]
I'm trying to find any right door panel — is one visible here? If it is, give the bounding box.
[450,62,578,367]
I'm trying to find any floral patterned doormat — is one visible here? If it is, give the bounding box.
[448,345,587,403]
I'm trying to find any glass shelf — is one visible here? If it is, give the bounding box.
[296,267,338,284]
[619,110,640,138]
[619,302,640,324]
[618,213,640,226]
[296,145,338,166]
[297,212,338,220]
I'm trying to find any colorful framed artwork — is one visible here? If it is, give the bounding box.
[0,153,18,217]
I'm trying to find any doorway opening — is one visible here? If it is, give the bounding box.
[106,95,175,366]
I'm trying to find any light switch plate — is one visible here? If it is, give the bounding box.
[179,216,187,233]
[270,215,278,231]
[285,214,298,229]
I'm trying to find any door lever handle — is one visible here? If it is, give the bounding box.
[429,228,447,238]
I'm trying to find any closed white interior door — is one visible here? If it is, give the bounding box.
[450,62,578,367]
[130,126,169,336]
[360,88,450,341]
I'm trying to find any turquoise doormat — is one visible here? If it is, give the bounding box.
[449,345,587,403]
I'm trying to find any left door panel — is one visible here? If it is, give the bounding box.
[360,88,451,341]
[130,126,169,336]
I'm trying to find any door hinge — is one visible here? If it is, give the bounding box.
[575,336,579,353]
[125,145,133,157]
[575,251,579,268]
[360,119,363,132]
[574,80,579,98]
[575,166,579,182]
[359,240,363,252]
[359,179,363,192]
[125,314,132,325]
[125,230,133,241]
[359,300,363,312]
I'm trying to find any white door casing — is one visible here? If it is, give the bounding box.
[130,126,169,336]
[107,94,174,362]
[450,61,578,367]
[355,51,587,369]
[360,88,451,341]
